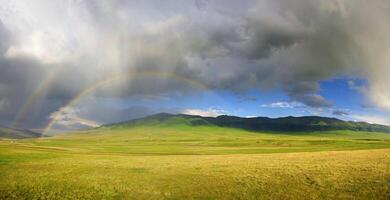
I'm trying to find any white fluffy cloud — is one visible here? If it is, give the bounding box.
[261,101,304,109]
[350,114,390,126]
[49,107,100,131]
[181,108,226,117]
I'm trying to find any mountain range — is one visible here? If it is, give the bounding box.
[2,113,389,139]
[105,113,390,133]
[0,127,42,139]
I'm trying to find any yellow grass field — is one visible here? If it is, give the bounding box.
[0,127,389,199]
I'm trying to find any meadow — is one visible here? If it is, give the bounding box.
[0,126,389,199]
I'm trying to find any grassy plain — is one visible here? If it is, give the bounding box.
[0,126,389,199]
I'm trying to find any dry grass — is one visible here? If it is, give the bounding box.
[1,127,389,199]
[0,147,389,199]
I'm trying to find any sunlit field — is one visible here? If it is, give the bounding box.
[1,126,389,199]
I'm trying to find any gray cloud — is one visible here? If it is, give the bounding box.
[332,110,349,116]
[0,0,389,130]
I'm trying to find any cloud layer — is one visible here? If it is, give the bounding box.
[0,0,389,130]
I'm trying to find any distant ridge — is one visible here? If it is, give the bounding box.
[104,113,390,133]
[0,127,42,139]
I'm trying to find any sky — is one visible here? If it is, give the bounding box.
[0,0,389,134]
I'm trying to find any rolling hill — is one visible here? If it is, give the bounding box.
[104,113,390,133]
[0,127,41,139]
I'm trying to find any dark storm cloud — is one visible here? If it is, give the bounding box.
[283,81,332,107]
[0,0,389,130]
[0,55,48,127]
[332,110,349,116]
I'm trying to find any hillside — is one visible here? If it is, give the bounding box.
[105,113,390,133]
[0,127,41,139]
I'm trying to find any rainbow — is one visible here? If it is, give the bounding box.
[12,67,64,128]
[42,71,213,134]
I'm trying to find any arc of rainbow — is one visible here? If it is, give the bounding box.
[12,33,124,129]
[12,67,63,128]
[42,71,214,135]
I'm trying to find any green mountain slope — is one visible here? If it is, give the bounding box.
[106,113,214,128]
[104,113,390,133]
[0,127,41,139]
